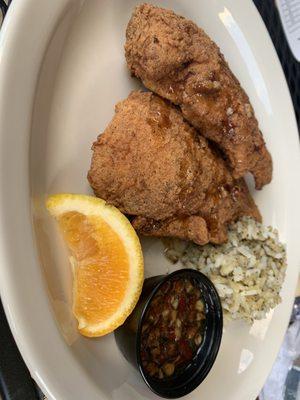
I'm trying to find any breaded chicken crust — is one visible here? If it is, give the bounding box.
[88,91,261,244]
[125,4,272,189]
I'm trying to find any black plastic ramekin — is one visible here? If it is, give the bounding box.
[114,269,223,398]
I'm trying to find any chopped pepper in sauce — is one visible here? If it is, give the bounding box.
[140,277,206,379]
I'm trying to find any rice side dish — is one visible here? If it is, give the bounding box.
[164,217,287,323]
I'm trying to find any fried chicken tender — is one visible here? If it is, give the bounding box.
[125,3,272,189]
[88,91,261,245]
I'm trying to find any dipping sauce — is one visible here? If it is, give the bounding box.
[140,277,206,379]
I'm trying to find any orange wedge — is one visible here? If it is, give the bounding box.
[46,194,144,337]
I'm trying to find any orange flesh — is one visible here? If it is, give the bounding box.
[58,211,130,325]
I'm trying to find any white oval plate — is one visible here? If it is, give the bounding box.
[0,1,300,399]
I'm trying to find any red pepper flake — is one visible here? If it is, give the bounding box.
[178,296,186,313]
[179,339,193,361]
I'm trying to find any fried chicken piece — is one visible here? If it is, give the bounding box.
[88,91,261,245]
[132,215,210,245]
[132,178,259,244]
[125,4,272,189]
